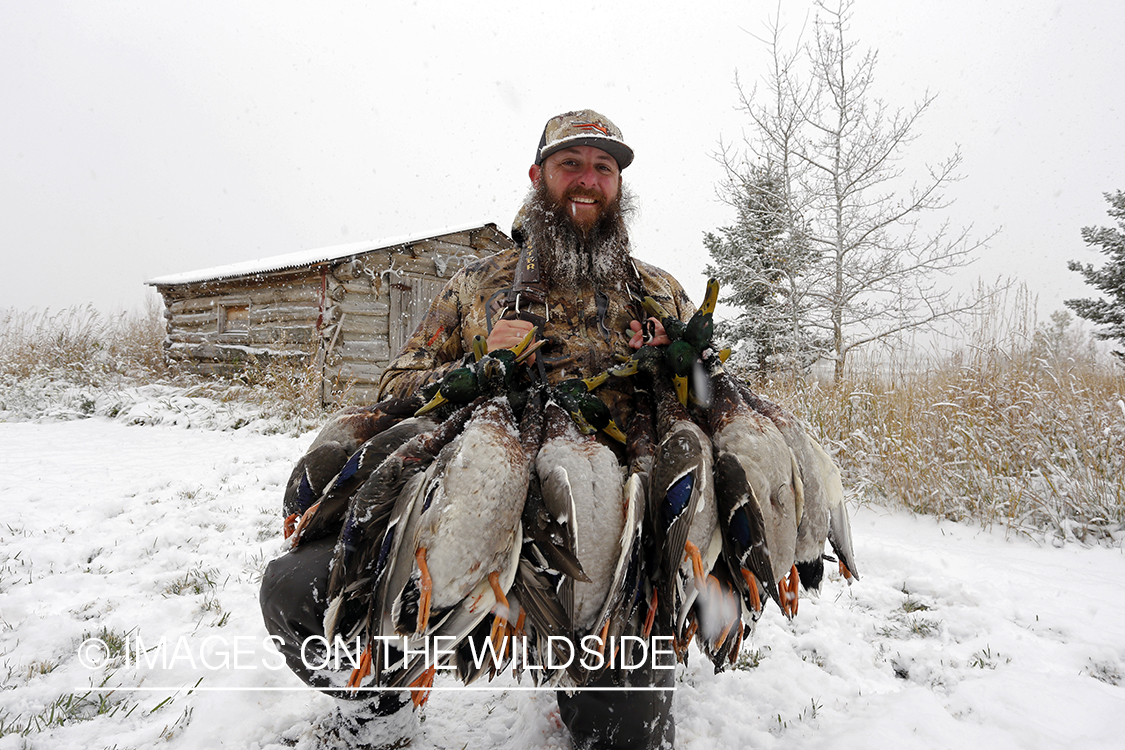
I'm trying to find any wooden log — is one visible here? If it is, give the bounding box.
[246,285,322,306]
[329,362,389,381]
[335,338,392,361]
[339,280,383,296]
[249,305,321,325]
[165,283,321,315]
[168,310,219,327]
[339,297,390,316]
[342,315,390,337]
[248,327,316,346]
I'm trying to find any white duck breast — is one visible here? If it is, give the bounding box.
[414,398,530,613]
[536,404,626,632]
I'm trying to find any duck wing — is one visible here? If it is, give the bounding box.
[648,375,718,644]
[290,416,438,547]
[713,450,777,615]
[281,396,421,530]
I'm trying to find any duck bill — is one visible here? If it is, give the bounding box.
[608,359,639,378]
[508,325,540,358]
[602,420,628,444]
[514,337,547,364]
[702,278,720,315]
[415,392,449,416]
[471,334,490,362]
[569,408,597,435]
[672,374,689,406]
[641,295,673,321]
[582,371,610,391]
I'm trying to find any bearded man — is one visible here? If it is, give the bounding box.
[262,110,693,750]
[379,110,694,433]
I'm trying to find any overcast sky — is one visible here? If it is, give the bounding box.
[3,0,1123,330]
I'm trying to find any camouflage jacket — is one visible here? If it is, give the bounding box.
[377,245,695,432]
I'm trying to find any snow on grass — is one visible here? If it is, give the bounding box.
[1,410,1124,749]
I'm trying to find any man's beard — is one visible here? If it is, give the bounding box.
[521,178,636,292]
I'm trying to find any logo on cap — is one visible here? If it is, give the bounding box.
[573,121,610,136]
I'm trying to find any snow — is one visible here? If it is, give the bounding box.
[2,406,1124,749]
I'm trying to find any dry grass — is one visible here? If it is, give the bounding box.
[757,290,1125,544]
[227,345,327,422]
[0,300,168,382]
[0,301,327,425]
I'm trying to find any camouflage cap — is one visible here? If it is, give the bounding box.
[534,109,634,170]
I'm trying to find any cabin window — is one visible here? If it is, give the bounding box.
[220,304,250,334]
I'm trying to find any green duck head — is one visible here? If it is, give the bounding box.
[551,383,627,444]
[415,366,480,415]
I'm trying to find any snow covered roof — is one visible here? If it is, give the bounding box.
[146,221,504,286]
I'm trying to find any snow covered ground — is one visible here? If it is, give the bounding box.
[2,405,1124,749]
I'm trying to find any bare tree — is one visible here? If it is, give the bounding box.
[723,0,994,381]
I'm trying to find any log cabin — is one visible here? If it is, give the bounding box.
[146,222,513,405]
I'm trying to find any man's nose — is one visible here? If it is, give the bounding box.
[576,165,600,187]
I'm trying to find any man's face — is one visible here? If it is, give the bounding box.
[530,146,621,233]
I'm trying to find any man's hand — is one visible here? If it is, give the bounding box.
[488,318,538,362]
[628,317,671,349]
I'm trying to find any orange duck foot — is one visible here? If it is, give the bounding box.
[740,568,763,613]
[487,571,511,661]
[684,540,706,587]
[346,646,373,689]
[415,548,433,633]
[409,665,436,708]
[781,565,800,618]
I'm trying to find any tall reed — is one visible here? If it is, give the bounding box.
[761,287,1125,543]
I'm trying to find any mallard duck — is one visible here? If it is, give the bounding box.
[399,396,529,637]
[739,386,859,590]
[282,395,423,537]
[415,331,544,417]
[495,383,590,685]
[320,399,483,644]
[533,395,638,685]
[641,277,721,407]
[610,346,729,663]
[648,373,725,659]
[339,394,529,703]
[550,372,628,444]
[288,414,439,548]
[706,360,804,619]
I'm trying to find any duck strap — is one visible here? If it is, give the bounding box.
[484,243,549,332]
[505,243,548,326]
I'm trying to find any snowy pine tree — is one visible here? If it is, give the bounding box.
[704,163,827,375]
[1065,190,1125,363]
